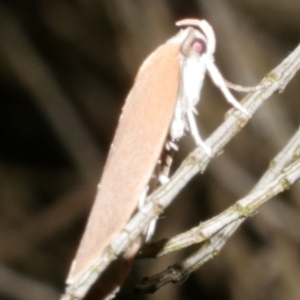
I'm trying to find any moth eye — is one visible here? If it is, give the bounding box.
[191,38,206,54]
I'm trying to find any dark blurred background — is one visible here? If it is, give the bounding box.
[0,1,300,300]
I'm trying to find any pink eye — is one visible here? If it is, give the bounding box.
[192,38,206,54]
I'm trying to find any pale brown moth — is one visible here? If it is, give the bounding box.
[62,18,249,300]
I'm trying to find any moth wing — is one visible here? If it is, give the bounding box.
[67,42,181,283]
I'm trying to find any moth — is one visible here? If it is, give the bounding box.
[63,18,249,299]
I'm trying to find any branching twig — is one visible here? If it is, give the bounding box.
[138,125,300,259]
[62,44,300,300]
[134,45,300,292]
[135,158,300,293]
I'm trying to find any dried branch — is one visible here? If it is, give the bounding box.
[134,45,300,292]
[62,44,300,300]
[135,157,300,293]
[138,125,300,259]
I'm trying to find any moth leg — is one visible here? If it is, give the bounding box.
[142,144,175,242]
[138,186,149,210]
[157,149,173,185]
[206,58,250,117]
[224,80,267,93]
[187,109,212,157]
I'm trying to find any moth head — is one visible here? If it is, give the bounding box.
[173,19,216,57]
